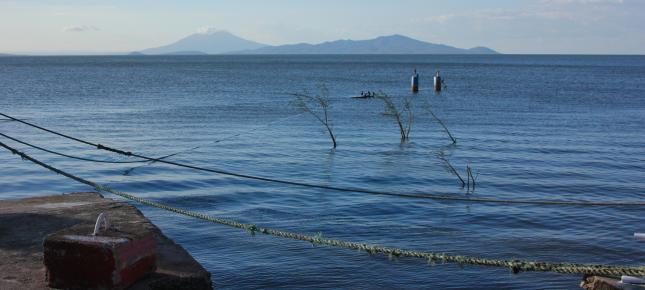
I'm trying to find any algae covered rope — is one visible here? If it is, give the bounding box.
[1,141,644,277]
[3,112,645,207]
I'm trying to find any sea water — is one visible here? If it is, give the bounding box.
[1,55,644,289]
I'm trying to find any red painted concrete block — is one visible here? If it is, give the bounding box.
[44,231,156,289]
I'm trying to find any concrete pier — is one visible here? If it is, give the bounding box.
[0,192,212,289]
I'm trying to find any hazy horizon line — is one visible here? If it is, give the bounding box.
[4,51,645,56]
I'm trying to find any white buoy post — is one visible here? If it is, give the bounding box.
[411,69,419,93]
[635,232,645,241]
[433,70,442,92]
[621,275,645,285]
[619,233,645,285]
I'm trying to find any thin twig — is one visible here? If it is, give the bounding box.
[290,86,337,148]
[424,102,456,144]
[437,151,465,187]
[466,164,471,190]
[376,93,413,142]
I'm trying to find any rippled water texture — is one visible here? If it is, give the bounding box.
[1,55,644,289]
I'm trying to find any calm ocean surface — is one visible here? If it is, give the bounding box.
[1,55,644,289]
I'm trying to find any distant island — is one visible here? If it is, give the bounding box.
[134,30,498,55]
[139,30,266,55]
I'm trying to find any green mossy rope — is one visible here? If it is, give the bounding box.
[2,141,643,277]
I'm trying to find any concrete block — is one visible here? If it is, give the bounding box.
[44,227,156,290]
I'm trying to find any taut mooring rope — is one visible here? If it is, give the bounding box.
[0,113,302,168]
[2,112,645,206]
[121,112,304,175]
[1,141,643,277]
[0,132,148,164]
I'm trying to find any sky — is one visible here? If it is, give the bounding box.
[0,0,643,54]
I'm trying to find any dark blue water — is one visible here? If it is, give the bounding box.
[1,55,644,289]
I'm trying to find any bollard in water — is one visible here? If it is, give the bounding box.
[635,233,645,241]
[411,69,419,93]
[433,70,442,92]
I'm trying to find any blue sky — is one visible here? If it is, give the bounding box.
[1,0,643,54]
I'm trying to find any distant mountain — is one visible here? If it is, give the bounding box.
[162,51,209,55]
[138,32,498,55]
[0,53,13,57]
[466,46,498,54]
[233,34,498,54]
[139,30,266,55]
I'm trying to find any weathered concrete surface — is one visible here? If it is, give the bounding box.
[0,192,212,289]
[44,226,157,289]
[581,276,645,290]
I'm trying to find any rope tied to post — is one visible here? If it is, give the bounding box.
[1,141,644,277]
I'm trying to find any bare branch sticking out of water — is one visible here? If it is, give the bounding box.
[424,102,456,144]
[437,151,465,187]
[466,164,471,190]
[467,164,479,192]
[376,93,413,142]
[290,86,337,148]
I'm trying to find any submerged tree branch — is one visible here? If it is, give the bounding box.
[290,86,337,148]
[424,102,456,144]
[437,151,465,187]
[376,93,413,142]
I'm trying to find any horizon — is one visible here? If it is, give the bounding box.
[4,32,645,56]
[1,0,644,55]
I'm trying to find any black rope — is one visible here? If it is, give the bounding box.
[1,113,98,147]
[122,113,303,175]
[0,132,149,164]
[0,112,301,175]
[2,112,644,207]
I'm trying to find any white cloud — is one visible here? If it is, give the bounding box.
[540,0,623,4]
[196,26,219,34]
[419,8,570,24]
[418,0,626,25]
[63,25,99,32]
[423,14,456,24]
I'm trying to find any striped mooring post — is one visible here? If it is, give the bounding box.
[411,69,419,93]
[433,70,442,92]
[635,233,645,241]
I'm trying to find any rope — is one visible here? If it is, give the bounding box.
[2,112,645,207]
[0,113,301,170]
[1,141,643,277]
[0,132,149,164]
[0,113,97,147]
[122,112,304,175]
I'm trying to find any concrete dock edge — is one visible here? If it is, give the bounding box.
[0,192,212,289]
